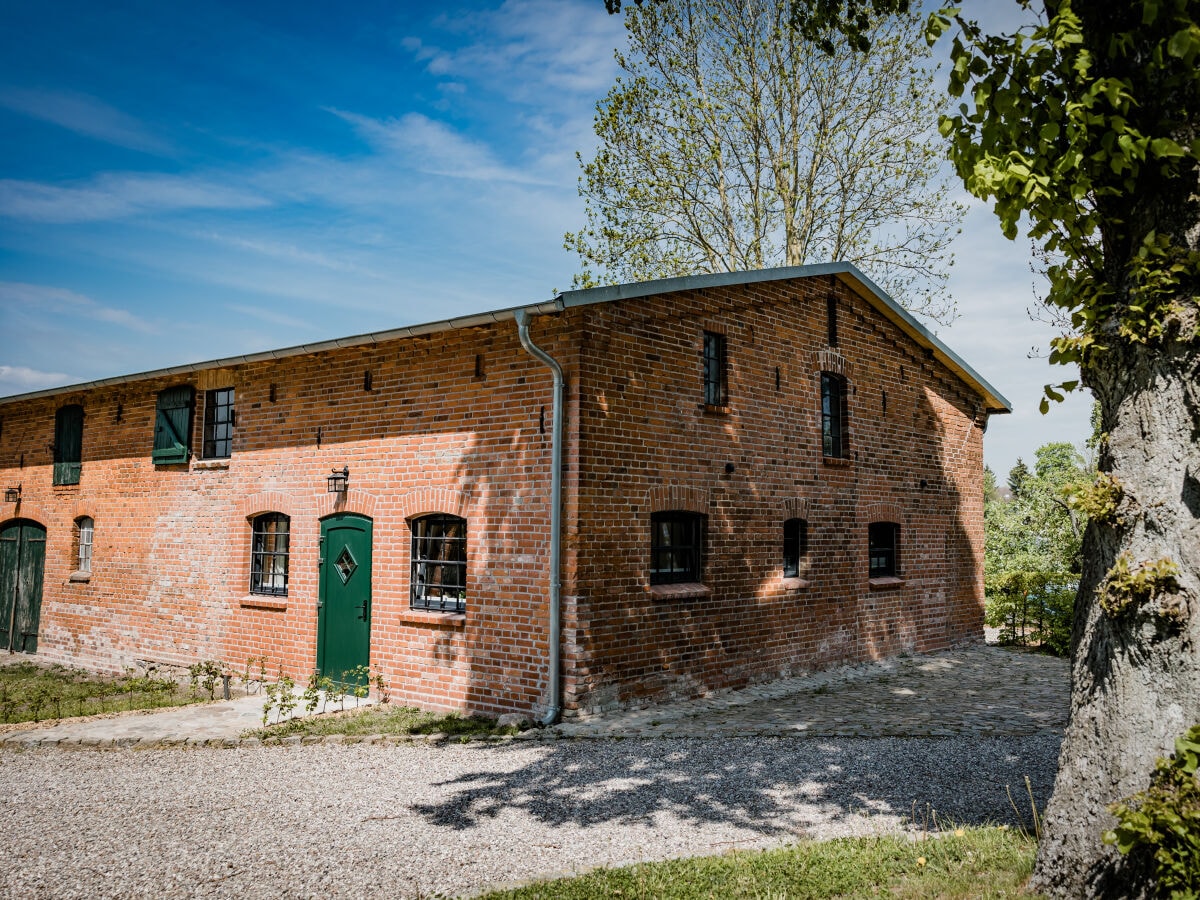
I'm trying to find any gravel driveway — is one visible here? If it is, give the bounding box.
[0,734,1058,898]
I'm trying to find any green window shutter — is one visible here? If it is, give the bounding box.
[153,386,194,464]
[53,404,83,485]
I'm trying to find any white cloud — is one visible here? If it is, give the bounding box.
[0,365,73,391]
[0,172,270,223]
[329,109,551,185]
[0,87,173,155]
[405,0,625,104]
[0,282,156,334]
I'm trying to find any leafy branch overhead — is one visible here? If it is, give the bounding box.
[577,0,963,324]
[930,2,1200,398]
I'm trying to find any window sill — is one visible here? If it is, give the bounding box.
[68,571,91,583]
[240,595,288,611]
[702,403,730,415]
[822,455,852,467]
[868,576,905,591]
[780,577,811,592]
[193,459,230,470]
[648,582,712,600]
[399,609,466,628]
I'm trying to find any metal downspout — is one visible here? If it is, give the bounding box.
[514,309,564,726]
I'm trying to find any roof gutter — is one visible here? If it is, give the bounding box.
[514,309,564,727]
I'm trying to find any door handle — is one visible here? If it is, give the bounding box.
[358,598,370,621]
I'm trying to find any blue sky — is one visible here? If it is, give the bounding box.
[0,0,1090,476]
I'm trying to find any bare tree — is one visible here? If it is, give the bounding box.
[569,0,963,323]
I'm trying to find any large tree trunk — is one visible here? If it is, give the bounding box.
[1031,326,1200,897]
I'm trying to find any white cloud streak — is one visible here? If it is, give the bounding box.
[0,281,157,334]
[0,172,270,223]
[0,87,173,154]
[0,365,74,390]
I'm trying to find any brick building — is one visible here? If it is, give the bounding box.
[0,264,1009,719]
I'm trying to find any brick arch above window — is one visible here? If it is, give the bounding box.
[863,500,904,524]
[814,348,849,377]
[780,497,811,521]
[316,489,378,520]
[647,484,709,515]
[397,486,471,521]
[238,491,301,521]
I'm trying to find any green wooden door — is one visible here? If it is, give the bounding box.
[0,520,46,653]
[317,514,372,682]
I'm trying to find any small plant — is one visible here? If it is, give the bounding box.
[345,665,371,707]
[1099,554,1181,618]
[303,671,322,715]
[241,655,269,695]
[372,667,391,704]
[188,659,224,700]
[261,671,298,726]
[1065,471,1123,525]
[1105,723,1200,898]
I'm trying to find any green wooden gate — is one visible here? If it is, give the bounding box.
[0,520,46,653]
[317,514,372,681]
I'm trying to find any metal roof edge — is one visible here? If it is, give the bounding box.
[0,299,564,407]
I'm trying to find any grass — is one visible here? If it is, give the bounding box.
[0,660,205,724]
[480,827,1042,899]
[246,703,521,740]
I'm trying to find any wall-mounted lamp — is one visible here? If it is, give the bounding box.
[326,467,349,493]
[3,484,20,503]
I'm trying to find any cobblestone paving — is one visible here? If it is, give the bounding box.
[551,644,1069,740]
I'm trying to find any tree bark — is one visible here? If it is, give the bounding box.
[1031,321,1200,897]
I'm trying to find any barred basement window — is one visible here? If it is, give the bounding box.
[411,514,467,613]
[76,517,93,573]
[783,518,808,578]
[250,513,290,596]
[703,331,727,407]
[202,388,234,459]
[821,372,849,459]
[869,522,900,578]
[650,511,705,585]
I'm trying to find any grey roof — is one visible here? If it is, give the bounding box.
[0,262,1010,412]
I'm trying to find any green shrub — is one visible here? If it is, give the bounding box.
[1105,723,1200,898]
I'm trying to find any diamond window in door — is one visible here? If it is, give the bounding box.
[334,545,358,584]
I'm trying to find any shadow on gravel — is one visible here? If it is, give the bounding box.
[411,735,1062,835]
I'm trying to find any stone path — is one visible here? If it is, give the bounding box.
[551,644,1069,740]
[0,644,1067,747]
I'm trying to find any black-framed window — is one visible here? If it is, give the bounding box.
[821,372,848,459]
[153,385,194,464]
[411,514,467,613]
[650,511,705,584]
[703,331,727,407]
[869,522,900,578]
[76,516,94,573]
[54,404,83,485]
[202,387,234,459]
[250,513,290,596]
[783,518,808,578]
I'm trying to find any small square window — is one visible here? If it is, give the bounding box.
[869,522,900,578]
[703,331,727,407]
[203,388,234,459]
[651,511,705,584]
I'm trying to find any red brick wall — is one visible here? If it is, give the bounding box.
[0,325,566,717]
[0,272,990,718]
[563,276,987,714]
